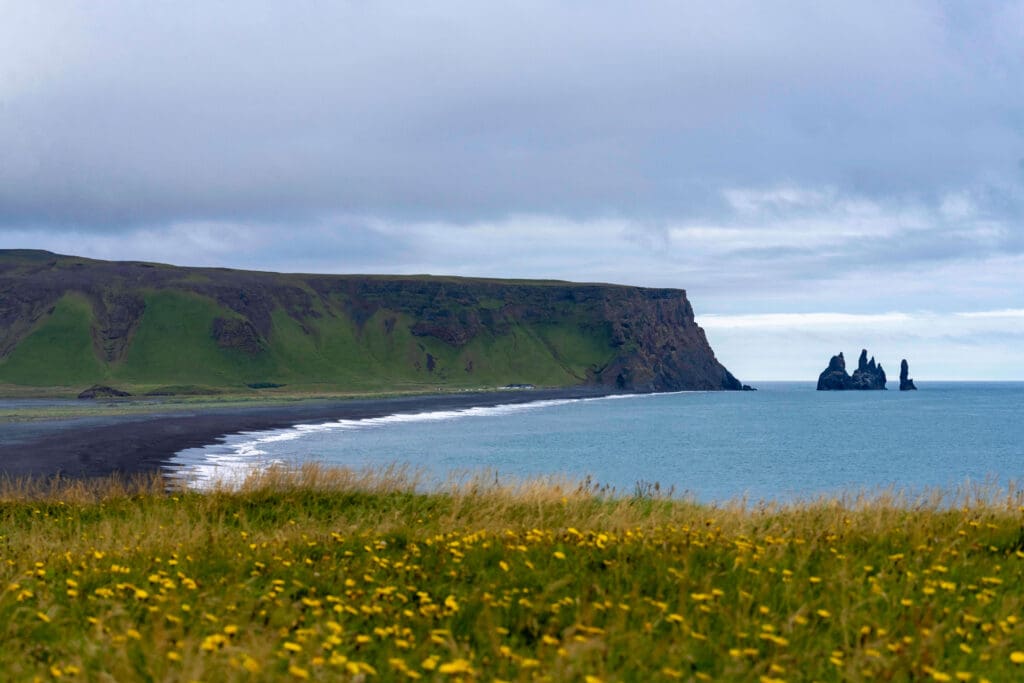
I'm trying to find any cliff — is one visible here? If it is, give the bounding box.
[0,250,742,394]
[817,349,886,390]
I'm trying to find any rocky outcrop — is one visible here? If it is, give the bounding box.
[77,385,132,399]
[851,349,886,390]
[589,289,742,392]
[899,359,917,391]
[817,352,854,390]
[817,349,886,390]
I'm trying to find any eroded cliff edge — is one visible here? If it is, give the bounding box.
[0,250,742,393]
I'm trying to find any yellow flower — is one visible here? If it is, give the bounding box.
[1011,651,1024,664]
[438,659,474,675]
[201,634,226,651]
[288,665,310,679]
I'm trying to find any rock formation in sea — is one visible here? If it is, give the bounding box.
[899,359,917,391]
[816,349,886,390]
[850,349,886,390]
[816,352,854,390]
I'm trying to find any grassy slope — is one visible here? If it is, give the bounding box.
[116,291,274,386]
[1,468,1024,681]
[0,294,107,387]
[0,290,616,394]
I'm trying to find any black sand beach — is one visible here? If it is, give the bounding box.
[0,388,611,478]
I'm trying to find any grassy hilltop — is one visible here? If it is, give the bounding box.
[0,250,740,397]
[2,468,1024,681]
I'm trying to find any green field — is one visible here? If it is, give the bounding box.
[2,467,1024,681]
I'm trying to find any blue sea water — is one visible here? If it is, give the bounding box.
[169,382,1024,503]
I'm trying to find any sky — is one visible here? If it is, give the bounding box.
[1,2,1022,380]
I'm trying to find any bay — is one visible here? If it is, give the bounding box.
[169,382,1024,503]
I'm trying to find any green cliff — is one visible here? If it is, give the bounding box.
[0,250,741,395]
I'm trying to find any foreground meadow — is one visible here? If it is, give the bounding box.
[2,467,1024,682]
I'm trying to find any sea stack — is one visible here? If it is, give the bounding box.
[816,352,854,390]
[899,359,918,391]
[816,349,886,390]
[850,349,886,390]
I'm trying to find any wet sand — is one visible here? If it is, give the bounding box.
[0,388,611,478]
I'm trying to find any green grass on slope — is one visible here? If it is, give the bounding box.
[258,308,612,391]
[2,468,1024,681]
[0,288,618,392]
[0,294,106,386]
[113,290,277,386]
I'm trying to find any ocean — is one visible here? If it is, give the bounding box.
[168,382,1024,503]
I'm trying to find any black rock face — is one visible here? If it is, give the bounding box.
[899,359,918,391]
[816,352,854,390]
[817,349,886,390]
[850,349,886,390]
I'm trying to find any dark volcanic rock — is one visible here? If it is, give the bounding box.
[899,359,918,391]
[850,349,886,390]
[589,290,743,391]
[77,385,132,399]
[817,349,886,390]
[817,352,854,390]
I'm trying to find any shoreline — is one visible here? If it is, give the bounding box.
[0,387,614,479]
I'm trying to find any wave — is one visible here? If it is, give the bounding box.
[164,391,681,488]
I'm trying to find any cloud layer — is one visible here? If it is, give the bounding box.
[1,2,1022,377]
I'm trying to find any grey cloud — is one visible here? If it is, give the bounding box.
[1,2,1023,231]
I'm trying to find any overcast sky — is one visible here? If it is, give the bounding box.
[2,2,1022,380]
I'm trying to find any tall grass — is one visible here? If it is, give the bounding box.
[1,465,1023,681]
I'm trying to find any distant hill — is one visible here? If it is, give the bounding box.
[0,250,742,395]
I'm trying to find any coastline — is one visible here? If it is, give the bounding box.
[0,387,614,479]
